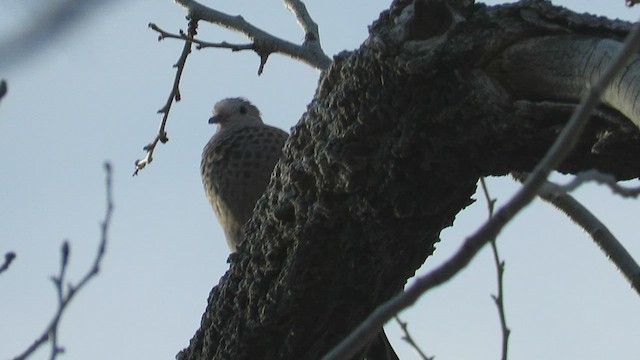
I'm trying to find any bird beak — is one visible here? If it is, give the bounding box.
[208,115,220,124]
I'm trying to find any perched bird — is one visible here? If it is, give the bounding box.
[201,97,288,251]
[201,97,398,360]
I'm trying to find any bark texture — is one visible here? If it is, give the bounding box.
[178,1,640,359]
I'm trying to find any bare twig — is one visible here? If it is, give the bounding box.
[513,172,640,295]
[133,20,198,176]
[172,0,331,71]
[393,316,433,360]
[479,178,510,360]
[13,162,114,360]
[543,169,640,198]
[149,23,254,51]
[0,251,16,275]
[0,80,7,105]
[320,15,640,360]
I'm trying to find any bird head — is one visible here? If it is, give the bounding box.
[209,98,263,128]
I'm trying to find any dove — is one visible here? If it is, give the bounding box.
[200,97,398,360]
[201,97,288,251]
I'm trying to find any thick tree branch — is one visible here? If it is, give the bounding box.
[177,2,640,359]
[321,10,640,360]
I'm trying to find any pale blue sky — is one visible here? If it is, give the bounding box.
[1,1,639,359]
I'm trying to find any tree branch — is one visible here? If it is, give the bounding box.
[0,251,16,275]
[541,169,640,198]
[133,20,198,176]
[479,178,510,360]
[149,23,254,52]
[513,172,640,295]
[172,0,331,71]
[12,162,114,360]
[320,13,640,360]
[393,316,433,360]
[283,0,323,47]
[0,80,7,105]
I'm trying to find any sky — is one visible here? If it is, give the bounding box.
[0,0,639,359]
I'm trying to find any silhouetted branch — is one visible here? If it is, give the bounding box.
[133,20,198,176]
[320,14,640,360]
[513,172,640,296]
[393,316,433,360]
[0,251,16,275]
[12,162,114,360]
[479,178,510,360]
[543,169,640,198]
[149,23,254,52]
[0,80,7,105]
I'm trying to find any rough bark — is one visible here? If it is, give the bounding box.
[177,1,640,359]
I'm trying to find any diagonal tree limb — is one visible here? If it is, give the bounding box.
[513,172,640,295]
[320,13,640,360]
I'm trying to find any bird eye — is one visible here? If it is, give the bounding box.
[239,105,247,114]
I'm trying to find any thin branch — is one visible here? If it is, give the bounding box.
[172,0,331,71]
[149,23,254,51]
[393,316,433,360]
[479,178,497,215]
[0,80,7,105]
[320,15,640,360]
[513,172,640,295]
[0,251,16,275]
[13,162,115,360]
[479,178,510,360]
[133,20,198,176]
[545,169,640,198]
[49,241,70,359]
